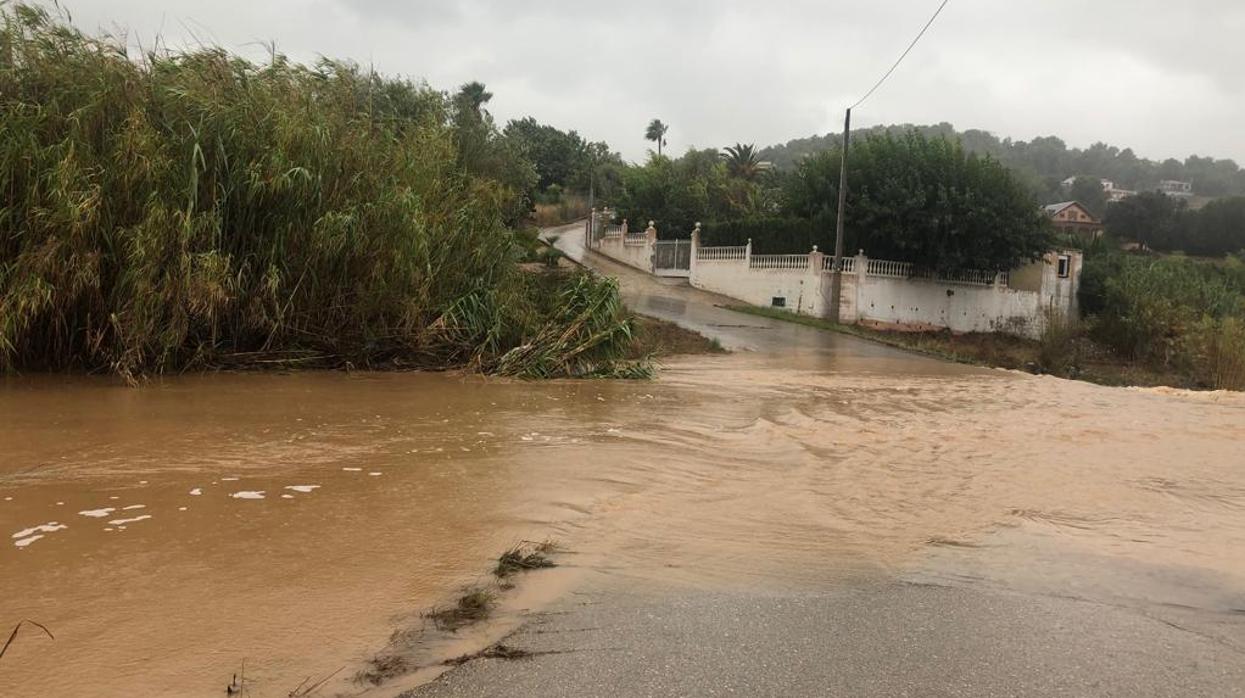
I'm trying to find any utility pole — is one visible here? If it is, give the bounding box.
[828,107,851,323]
[587,150,596,212]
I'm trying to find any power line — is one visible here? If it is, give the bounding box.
[849,0,951,111]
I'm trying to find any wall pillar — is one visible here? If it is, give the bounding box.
[851,249,868,323]
[690,222,701,279]
[646,221,658,273]
[806,245,826,316]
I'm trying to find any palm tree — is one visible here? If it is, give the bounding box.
[721,143,766,181]
[456,81,493,119]
[645,119,669,157]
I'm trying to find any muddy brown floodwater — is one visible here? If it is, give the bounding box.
[3,347,1245,696]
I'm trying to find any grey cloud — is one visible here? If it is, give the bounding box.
[65,0,1245,163]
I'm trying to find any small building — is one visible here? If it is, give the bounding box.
[1042,201,1103,240]
[1060,176,1134,203]
[1104,183,1136,203]
[1158,180,1193,197]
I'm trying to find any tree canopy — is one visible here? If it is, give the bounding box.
[1068,176,1108,219]
[1106,193,1245,257]
[781,133,1054,272]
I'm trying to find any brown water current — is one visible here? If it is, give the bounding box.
[3,348,1245,696]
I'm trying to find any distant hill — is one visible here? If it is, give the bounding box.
[759,122,1245,204]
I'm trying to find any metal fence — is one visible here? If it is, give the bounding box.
[654,239,692,272]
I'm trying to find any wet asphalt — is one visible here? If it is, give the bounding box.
[408,582,1245,698]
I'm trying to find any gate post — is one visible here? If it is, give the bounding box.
[690,222,701,281]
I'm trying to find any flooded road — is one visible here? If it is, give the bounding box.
[3,224,1245,695]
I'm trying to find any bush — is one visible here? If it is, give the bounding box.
[532,194,590,227]
[1079,251,1245,388]
[1084,255,1242,362]
[1037,312,1084,376]
[1185,316,1245,390]
[700,215,833,254]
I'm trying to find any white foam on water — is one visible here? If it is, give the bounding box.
[230,491,265,500]
[109,496,119,500]
[4,497,12,502]
[189,488,202,496]
[368,472,382,477]
[122,504,146,511]
[342,467,362,472]
[281,494,294,499]
[221,477,240,482]
[139,480,148,485]
[79,508,116,518]
[178,507,188,511]
[56,501,64,506]
[108,515,152,526]
[14,534,43,548]
[284,485,320,493]
[12,522,68,538]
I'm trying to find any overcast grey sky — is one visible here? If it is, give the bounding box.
[68,0,1245,163]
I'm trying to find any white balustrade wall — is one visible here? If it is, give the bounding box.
[584,211,1081,338]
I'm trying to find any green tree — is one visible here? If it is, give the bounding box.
[1104,191,1185,250]
[615,149,736,235]
[450,82,536,226]
[1186,197,1245,256]
[645,119,669,157]
[782,132,1053,271]
[1068,176,1108,219]
[504,117,585,191]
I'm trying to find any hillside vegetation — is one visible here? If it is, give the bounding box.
[760,122,1245,203]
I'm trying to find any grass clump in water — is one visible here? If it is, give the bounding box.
[425,587,497,631]
[493,542,558,579]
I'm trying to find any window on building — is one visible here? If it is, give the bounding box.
[771,296,786,308]
[1057,255,1071,278]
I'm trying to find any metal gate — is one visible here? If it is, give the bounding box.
[652,239,691,277]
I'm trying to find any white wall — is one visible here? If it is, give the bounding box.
[850,275,1043,335]
[692,261,819,313]
[691,249,1080,339]
[594,235,653,273]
